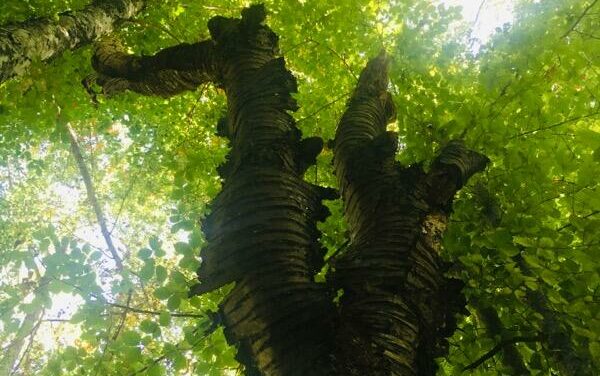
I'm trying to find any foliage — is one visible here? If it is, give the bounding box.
[0,0,598,375]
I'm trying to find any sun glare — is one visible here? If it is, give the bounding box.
[440,0,515,46]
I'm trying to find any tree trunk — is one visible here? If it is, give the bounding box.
[330,53,488,375]
[90,6,489,375]
[0,0,144,83]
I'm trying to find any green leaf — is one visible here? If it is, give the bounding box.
[139,259,155,281]
[138,248,153,260]
[147,364,165,376]
[149,236,161,251]
[154,286,172,300]
[140,319,159,334]
[155,265,168,283]
[121,331,141,346]
[167,295,181,311]
[159,311,171,326]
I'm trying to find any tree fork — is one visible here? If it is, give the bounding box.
[90,5,491,375]
[330,52,489,375]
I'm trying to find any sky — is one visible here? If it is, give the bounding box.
[440,0,516,45]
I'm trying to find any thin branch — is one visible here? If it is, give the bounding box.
[562,0,600,38]
[509,111,600,139]
[296,92,351,124]
[51,275,205,319]
[557,210,600,231]
[126,19,183,43]
[473,0,487,27]
[64,122,123,270]
[106,301,205,318]
[112,290,133,340]
[129,323,217,376]
[306,38,358,81]
[10,312,45,376]
[463,335,542,371]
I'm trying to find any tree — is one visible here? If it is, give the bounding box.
[0,0,598,375]
[0,0,145,83]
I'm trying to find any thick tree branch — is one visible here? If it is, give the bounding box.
[0,0,145,83]
[65,122,123,269]
[183,6,336,374]
[90,37,220,96]
[330,52,488,375]
[330,51,487,375]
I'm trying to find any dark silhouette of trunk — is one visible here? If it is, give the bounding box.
[0,0,145,83]
[329,54,488,375]
[90,5,488,375]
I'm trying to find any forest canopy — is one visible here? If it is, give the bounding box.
[0,0,599,375]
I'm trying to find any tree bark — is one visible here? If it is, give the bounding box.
[0,0,144,83]
[90,6,489,375]
[330,53,488,375]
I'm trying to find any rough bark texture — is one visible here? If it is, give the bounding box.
[0,0,144,83]
[330,53,489,375]
[91,37,220,96]
[91,6,490,375]
[196,8,337,374]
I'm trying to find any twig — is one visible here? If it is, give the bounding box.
[463,335,542,371]
[52,276,205,318]
[10,312,45,376]
[107,301,205,318]
[126,19,183,43]
[297,92,351,124]
[112,290,133,340]
[557,210,600,231]
[473,0,487,27]
[64,122,124,270]
[129,323,218,376]
[562,0,599,38]
[468,0,487,50]
[509,111,600,139]
[306,38,358,81]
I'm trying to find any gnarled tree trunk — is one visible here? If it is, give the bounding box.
[0,0,144,83]
[90,5,488,375]
[330,53,488,375]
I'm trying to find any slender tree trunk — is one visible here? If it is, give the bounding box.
[89,6,489,375]
[0,0,144,83]
[64,121,123,270]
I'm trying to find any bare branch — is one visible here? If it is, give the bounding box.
[463,335,542,372]
[65,122,123,270]
[562,0,600,38]
[510,111,600,139]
